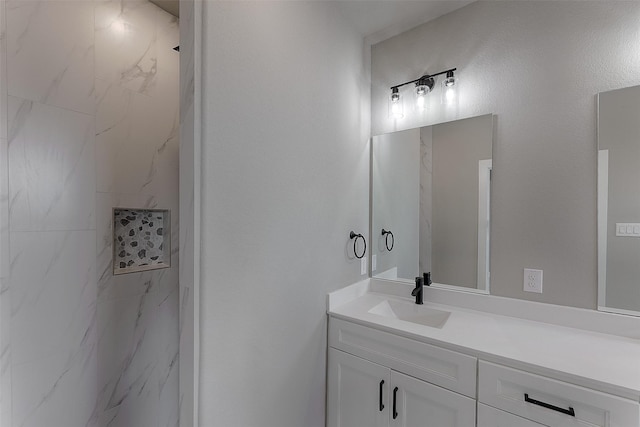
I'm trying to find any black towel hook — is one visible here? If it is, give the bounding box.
[381,229,394,251]
[349,231,367,259]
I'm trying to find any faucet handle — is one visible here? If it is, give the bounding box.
[423,272,432,286]
[412,276,423,295]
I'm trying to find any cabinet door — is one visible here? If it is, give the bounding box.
[390,371,476,427]
[477,403,546,427]
[328,348,390,427]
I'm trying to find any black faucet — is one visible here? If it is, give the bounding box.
[412,277,424,305]
[411,272,432,305]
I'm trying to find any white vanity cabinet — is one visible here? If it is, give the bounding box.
[328,318,477,427]
[328,348,476,427]
[327,348,389,427]
[328,282,640,427]
[328,316,640,427]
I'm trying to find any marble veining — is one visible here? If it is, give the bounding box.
[9,230,97,427]
[0,0,7,143]
[0,2,9,423]
[97,285,179,427]
[95,0,159,96]
[0,138,10,280]
[6,0,95,114]
[8,97,96,231]
[95,79,179,197]
[10,231,96,366]
[1,278,12,427]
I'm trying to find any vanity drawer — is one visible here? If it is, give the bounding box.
[478,403,546,427]
[478,361,640,427]
[328,317,477,397]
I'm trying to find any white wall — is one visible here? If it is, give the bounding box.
[198,2,369,426]
[0,1,180,426]
[372,1,640,308]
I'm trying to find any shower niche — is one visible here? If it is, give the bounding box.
[113,208,171,275]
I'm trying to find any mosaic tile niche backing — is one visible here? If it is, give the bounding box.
[113,208,171,274]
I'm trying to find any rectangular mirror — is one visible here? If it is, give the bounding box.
[371,114,493,292]
[598,84,640,316]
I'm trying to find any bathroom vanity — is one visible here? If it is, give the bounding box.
[327,279,640,427]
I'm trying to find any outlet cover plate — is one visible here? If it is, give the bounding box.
[524,268,543,293]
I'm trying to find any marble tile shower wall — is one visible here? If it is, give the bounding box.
[0,1,10,426]
[0,1,180,426]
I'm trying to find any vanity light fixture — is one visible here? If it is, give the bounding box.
[389,68,457,115]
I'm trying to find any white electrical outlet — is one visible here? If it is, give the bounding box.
[372,254,377,272]
[524,268,543,293]
[361,257,367,275]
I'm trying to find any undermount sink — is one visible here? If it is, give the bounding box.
[368,299,451,329]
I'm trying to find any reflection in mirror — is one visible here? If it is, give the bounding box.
[598,85,640,316]
[371,114,493,292]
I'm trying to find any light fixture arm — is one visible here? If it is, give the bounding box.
[390,67,456,91]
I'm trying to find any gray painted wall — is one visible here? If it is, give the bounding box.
[199,2,369,426]
[598,85,640,312]
[431,115,492,288]
[372,1,640,308]
[372,128,420,280]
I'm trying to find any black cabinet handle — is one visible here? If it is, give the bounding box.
[393,387,399,419]
[524,393,575,417]
[379,380,385,411]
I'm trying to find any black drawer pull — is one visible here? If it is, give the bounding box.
[393,387,399,419]
[524,393,575,417]
[379,380,384,411]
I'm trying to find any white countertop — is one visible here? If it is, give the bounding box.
[328,279,640,402]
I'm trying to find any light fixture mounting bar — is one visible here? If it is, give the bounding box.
[390,68,456,90]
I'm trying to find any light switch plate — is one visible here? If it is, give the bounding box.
[524,268,543,293]
[372,254,377,272]
[616,223,640,237]
[361,257,367,275]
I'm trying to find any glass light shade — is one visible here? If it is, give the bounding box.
[414,77,434,111]
[415,84,430,110]
[442,76,457,105]
[389,89,403,119]
[444,75,456,87]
